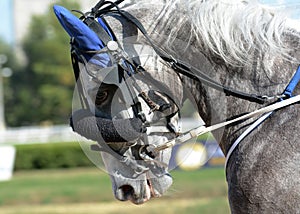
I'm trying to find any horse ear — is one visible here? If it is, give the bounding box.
[53,5,102,51]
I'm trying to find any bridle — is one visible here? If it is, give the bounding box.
[68,1,182,177]
[69,0,300,175]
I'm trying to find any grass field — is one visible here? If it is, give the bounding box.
[0,167,230,214]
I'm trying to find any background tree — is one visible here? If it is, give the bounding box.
[6,0,80,126]
[3,0,196,127]
[0,38,20,127]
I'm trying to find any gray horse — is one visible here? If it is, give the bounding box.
[58,0,300,212]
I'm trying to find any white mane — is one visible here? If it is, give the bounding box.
[160,0,300,67]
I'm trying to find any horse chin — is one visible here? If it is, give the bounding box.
[111,173,173,204]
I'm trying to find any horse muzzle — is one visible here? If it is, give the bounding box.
[112,172,173,204]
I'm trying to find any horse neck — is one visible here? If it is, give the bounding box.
[166,15,300,153]
[125,1,300,154]
[146,1,300,154]
[183,41,300,154]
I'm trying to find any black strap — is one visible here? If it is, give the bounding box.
[113,9,267,104]
[88,1,268,104]
[170,60,267,104]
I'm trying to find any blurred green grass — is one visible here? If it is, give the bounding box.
[0,167,230,214]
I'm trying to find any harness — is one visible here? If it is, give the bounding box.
[55,0,300,175]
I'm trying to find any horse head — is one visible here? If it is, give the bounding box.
[54,4,184,204]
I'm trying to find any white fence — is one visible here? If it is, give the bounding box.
[0,125,79,145]
[0,118,203,145]
[0,118,209,181]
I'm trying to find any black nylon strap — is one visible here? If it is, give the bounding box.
[115,9,267,104]
[90,1,267,104]
[171,60,266,104]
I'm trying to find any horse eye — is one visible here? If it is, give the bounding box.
[95,90,108,105]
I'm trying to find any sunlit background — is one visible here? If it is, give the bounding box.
[0,0,299,213]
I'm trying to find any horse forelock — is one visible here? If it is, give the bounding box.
[152,0,300,68]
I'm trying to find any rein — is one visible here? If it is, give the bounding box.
[153,66,300,155]
[152,94,300,152]
[152,67,300,171]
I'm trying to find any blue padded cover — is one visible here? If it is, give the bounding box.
[53,5,110,67]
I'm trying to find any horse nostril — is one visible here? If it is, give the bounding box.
[119,185,135,200]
